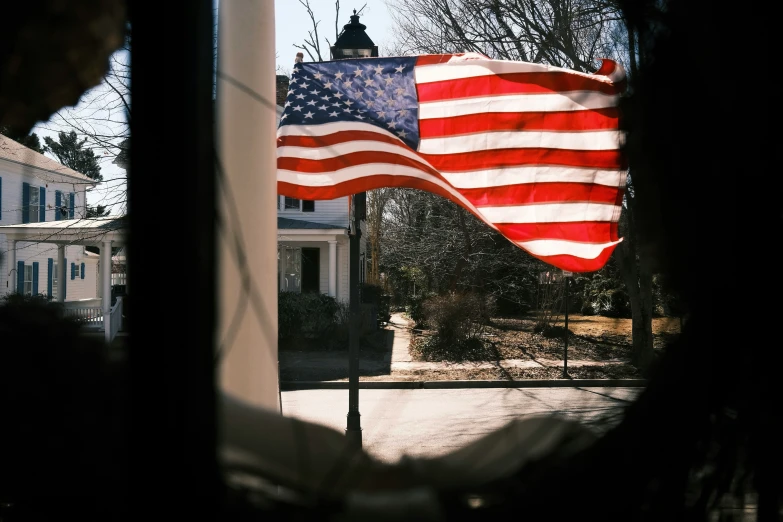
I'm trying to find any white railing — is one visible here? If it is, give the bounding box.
[63,306,104,326]
[109,297,123,342]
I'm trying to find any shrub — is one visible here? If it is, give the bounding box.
[605,288,631,318]
[581,301,595,316]
[406,293,429,326]
[416,292,494,360]
[360,283,391,325]
[360,283,383,305]
[278,292,340,341]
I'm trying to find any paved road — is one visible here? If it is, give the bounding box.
[281,387,641,463]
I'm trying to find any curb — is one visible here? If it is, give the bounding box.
[281,379,647,390]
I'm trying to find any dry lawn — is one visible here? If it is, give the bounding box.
[411,313,682,364]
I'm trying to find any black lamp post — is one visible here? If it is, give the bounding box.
[331,9,377,448]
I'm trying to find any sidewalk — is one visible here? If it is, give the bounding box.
[277,312,642,385]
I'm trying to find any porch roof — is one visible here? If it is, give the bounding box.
[278,217,347,230]
[0,217,126,246]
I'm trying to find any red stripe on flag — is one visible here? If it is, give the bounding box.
[420,148,625,171]
[495,222,619,243]
[419,109,620,137]
[279,175,487,222]
[277,131,405,149]
[459,183,620,207]
[277,151,442,177]
[417,71,621,102]
[535,245,619,273]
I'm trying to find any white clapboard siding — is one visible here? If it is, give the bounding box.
[0,239,99,301]
[0,160,89,226]
[276,195,351,228]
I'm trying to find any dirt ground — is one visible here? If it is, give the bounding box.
[408,313,681,375]
[279,314,681,382]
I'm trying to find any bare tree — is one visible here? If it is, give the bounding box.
[36,26,130,216]
[366,187,392,285]
[386,0,626,72]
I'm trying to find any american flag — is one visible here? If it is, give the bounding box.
[276,53,627,272]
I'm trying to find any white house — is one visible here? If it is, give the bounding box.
[0,134,99,300]
[276,101,367,303]
[0,134,125,342]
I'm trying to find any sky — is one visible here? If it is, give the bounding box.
[29,2,397,214]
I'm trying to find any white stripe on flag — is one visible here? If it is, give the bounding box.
[440,166,627,189]
[278,163,437,186]
[419,130,623,154]
[278,140,429,164]
[477,202,621,223]
[418,92,620,119]
[516,238,622,259]
[415,58,610,84]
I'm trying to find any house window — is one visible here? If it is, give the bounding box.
[60,193,71,219]
[283,197,315,212]
[29,187,40,222]
[52,262,58,299]
[23,265,33,296]
[74,264,81,278]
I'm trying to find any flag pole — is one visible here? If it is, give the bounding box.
[330,9,378,448]
[563,271,572,378]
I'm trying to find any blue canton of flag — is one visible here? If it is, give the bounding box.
[279,57,420,150]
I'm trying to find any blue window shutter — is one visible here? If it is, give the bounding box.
[39,187,46,222]
[16,261,24,293]
[69,192,75,218]
[47,258,53,296]
[71,262,75,280]
[0,176,3,219]
[22,182,30,223]
[55,191,62,220]
[32,262,39,294]
[63,258,67,299]
[81,263,85,279]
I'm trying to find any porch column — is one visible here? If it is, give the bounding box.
[328,240,337,298]
[102,240,112,342]
[57,245,65,302]
[217,0,279,412]
[8,240,16,293]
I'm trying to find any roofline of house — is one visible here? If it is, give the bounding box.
[277,228,349,236]
[0,156,98,186]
